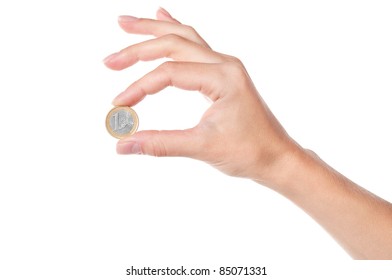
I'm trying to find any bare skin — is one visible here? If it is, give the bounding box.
[103,8,392,259]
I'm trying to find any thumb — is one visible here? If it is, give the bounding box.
[116,129,201,158]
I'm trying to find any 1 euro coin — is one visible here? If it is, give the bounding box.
[106,106,139,139]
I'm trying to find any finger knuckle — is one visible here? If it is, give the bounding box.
[223,60,248,80]
[226,55,243,64]
[162,33,185,45]
[153,137,169,157]
[144,134,168,157]
[158,61,176,73]
[183,25,197,35]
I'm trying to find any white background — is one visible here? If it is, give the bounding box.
[0,0,391,279]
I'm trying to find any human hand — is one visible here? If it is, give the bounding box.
[104,9,392,259]
[103,8,301,185]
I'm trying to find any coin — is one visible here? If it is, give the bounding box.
[106,106,139,139]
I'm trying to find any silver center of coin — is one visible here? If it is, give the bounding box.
[109,109,134,135]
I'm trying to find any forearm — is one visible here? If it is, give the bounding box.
[257,147,392,259]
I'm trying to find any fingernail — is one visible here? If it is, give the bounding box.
[159,7,172,18]
[103,53,118,64]
[117,141,142,155]
[118,15,139,22]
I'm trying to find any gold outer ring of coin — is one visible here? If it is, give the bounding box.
[105,106,139,139]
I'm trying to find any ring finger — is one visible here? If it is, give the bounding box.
[104,34,225,70]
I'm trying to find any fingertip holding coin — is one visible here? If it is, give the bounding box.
[106,106,139,139]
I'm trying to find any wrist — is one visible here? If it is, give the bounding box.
[252,142,316,194]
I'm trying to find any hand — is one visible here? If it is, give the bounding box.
[103,8,300,184]
[104,8,392,259]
